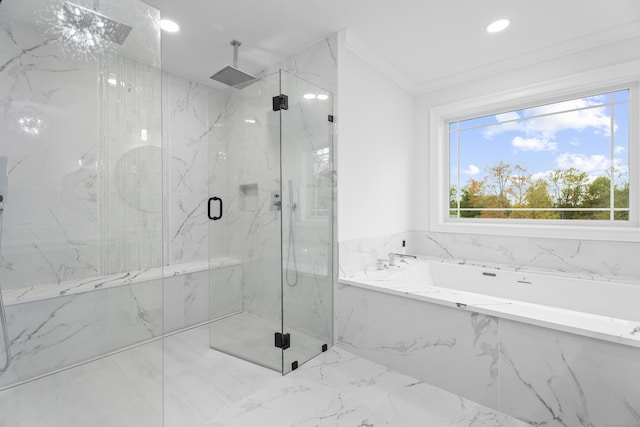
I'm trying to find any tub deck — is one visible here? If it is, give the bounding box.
[339,257,640,348]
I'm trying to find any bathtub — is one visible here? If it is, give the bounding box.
[336,257,640,426]
[0,258,241,388]
[340,258,640,347]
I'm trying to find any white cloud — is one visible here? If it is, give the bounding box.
[483,97,615,141]
[614,145,626,154]
[555,153,610,175]
[462,164,480,175]
[531,171,549,182]
[511,136,558,152]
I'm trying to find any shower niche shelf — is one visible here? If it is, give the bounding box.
[239,183,258,211]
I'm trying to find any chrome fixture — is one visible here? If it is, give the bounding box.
[209,40,257,88]
[388,252,417,267]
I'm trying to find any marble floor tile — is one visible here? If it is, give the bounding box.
[0,357,162,427]
[0,323,529,427]
[204,346,530,427]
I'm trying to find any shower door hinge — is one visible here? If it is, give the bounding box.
[272,94,289,111]
[274,332,290,350]
[328,115,334,122]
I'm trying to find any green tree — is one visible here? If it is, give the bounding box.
[485,161,514,209]
[523,179,556,219]
[509,164,531,207]
[547,168,589,218]
[584,176,610,219]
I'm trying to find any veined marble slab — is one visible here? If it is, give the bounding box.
[3,258,240,306]
[340,257,640,349]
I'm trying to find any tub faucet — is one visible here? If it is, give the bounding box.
[388,252,417,267]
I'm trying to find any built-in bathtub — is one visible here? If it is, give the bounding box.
[337,257,640,426]
[0,258,241,388]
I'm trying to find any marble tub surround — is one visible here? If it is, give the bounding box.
[340,257,640,348]
[335,280,501,410]
[337,261,640,426]
[339,230,640,282]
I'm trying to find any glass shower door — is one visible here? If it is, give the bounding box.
[280,71,334,374]
[208,72,285,371]
[0,0,164,425]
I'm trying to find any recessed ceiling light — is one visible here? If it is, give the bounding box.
[160,19,180,33]
[244,119,256,124]
[487,18,510,33]
[303,93,316,100]
[317,94,329,101]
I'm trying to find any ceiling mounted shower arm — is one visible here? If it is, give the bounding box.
[231,40,241,68]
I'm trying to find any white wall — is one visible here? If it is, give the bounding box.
[337,32,414,242]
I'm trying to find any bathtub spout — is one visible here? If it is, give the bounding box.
[388,252,417,267]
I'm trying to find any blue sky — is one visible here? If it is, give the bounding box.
[450,90,630,190]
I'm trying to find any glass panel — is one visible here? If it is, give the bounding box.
[0,0,163,424]
[519,92,610,119]
[208,72,284,372]
[614,89,629,102]
[280,71,333,374]
[450,93,631,221]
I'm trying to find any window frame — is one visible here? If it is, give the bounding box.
[429,62,640,241]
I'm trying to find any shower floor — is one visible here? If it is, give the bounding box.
[210,311,328,372]
[0,324,530,427]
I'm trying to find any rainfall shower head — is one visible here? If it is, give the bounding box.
[61,1,132,45]
[210,40,256,88]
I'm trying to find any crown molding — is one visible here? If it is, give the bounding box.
[415,21,640,94]
[342,30,417,95]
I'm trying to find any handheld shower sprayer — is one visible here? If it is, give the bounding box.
[0,156,10,375]
[285,179,298,287]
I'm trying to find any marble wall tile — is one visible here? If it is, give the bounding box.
[338,231,414,276]
[163,274,185,334]
[525,237,640,280]
[499,319,640,426]
[344,230,640,282]
[107,280,163,350]
[335,283,500,409]
[412,231,530,267]
[210,265,242,320]
[163,72,221,266]
[183,270,210,326]
[263,35,337,94]
[1,291,108,387]
[0,16,100,290]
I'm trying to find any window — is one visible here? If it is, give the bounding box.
[429,64,640,241]
[449,90,629,221]
[308,146,332,218]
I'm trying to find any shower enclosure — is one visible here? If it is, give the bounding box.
[0,0,333,423]
[208,71,334,374]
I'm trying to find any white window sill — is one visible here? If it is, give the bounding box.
[431,218,640,242]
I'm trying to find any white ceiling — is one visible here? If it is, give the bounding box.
[6,0,640,93]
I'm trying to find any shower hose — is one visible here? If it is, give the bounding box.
[285,201,298,287]
[0,207,11,375]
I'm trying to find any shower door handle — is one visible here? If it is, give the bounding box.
[208,197,222,220]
